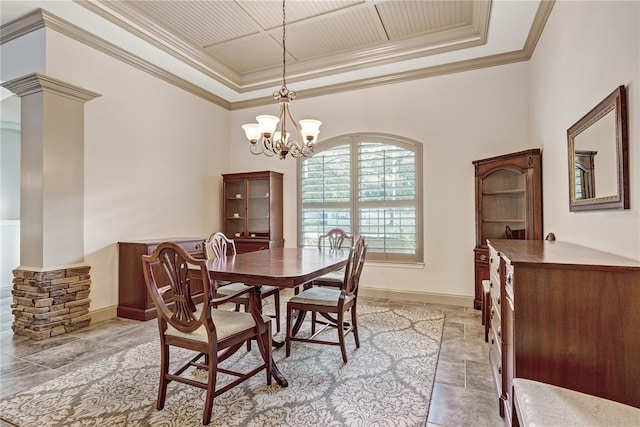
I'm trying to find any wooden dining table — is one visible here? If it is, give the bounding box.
[206,247,349,387]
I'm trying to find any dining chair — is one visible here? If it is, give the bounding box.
[142,242,272,426]
[311,228,354,288]
[285,235,366,363]
[505,225,526,239]
[204,232,281,333]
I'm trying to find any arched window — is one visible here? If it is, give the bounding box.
[298,133,423,263]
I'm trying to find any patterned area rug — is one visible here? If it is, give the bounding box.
[0,304,444,426]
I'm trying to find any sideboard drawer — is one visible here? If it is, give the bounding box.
[489,324,503,401]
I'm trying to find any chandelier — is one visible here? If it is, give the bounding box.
[242,0,321,160]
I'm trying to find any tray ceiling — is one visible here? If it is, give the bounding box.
[1,1,551,107]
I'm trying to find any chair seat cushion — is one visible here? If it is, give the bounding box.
[288,286,353,307]
[217,283,279,296]
[166,305,271,343]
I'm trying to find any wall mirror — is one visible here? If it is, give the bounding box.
[567,85,628,211]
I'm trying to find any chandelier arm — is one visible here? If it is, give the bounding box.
[284,102,303,136]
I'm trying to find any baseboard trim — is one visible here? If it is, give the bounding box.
[89,289,473,323]
[90,305,118,324]
[359,287,473,308]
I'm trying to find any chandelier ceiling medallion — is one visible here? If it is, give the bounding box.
[242,0,321,160]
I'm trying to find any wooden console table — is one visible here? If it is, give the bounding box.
[487,239,640,426]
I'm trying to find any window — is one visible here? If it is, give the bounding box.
[298,134,423,263]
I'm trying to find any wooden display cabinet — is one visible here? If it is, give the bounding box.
[222,171,284,253]
[472,149,542,309]
[117,237,205,321]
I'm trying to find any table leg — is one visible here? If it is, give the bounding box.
[249,286,288,386]
[252,285,284,348]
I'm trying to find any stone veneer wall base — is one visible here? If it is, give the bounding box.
[11,266,91,340]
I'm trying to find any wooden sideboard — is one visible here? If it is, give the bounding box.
[117,237,205,321]
[487,239,640,427]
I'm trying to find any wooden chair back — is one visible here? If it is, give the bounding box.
[342,235,367,297]
[318,228,354,250]
[142,242,213,335]
[205,232,237,260]
[505,225,526,240]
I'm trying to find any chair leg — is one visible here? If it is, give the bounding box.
[337,310,348,363]
[285,305,292,358]
[311,312,317,334]
[202,350,217,425]
[241,303,252,351]
[351,306,360,349]
[273,292,281,333]
[157,343,169,410]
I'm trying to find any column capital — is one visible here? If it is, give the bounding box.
[1,72,101,102]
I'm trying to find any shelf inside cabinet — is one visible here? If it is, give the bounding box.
[483,189,525,196]
[483,219,525,223]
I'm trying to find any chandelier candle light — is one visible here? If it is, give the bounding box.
[242,0,321,160]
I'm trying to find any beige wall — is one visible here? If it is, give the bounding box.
[42,30,230,311]
[529,0,640,259]
[230,62,531,300]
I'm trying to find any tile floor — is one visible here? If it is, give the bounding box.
[0,286,503,426]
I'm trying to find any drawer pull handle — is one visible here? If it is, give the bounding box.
[490,257,493,264]
[480,254,487,261]
[497,296,501,305]
[195,243,202,250]
[498,364,502,375]
[506,275,512,284]
[491,308,495,318]
[497,328,501,338]
[491,338,494,345]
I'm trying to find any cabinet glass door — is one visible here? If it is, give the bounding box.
[225,180,246,238]
[247,179,270,238]
[481,169,525,244]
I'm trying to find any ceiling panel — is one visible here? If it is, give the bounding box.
[283,7,387,61]
[204,33,291,74]
[238,0,363,29]
[120,0,262,47]
[377,1,474,39]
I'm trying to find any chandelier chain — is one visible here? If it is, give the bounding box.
[281,0,287,89]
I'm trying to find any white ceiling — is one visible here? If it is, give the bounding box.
[0,0,551,107]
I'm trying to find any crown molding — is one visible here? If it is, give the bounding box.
[230,49,530,110]
[523,0,555,58]
[0,8,45,44]
[1,9,231,110]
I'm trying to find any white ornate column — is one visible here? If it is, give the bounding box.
[1,73,101,339]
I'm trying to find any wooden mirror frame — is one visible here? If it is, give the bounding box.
[567,85,629,211]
